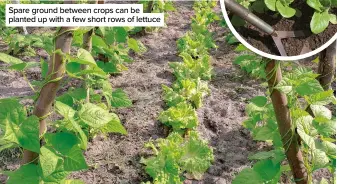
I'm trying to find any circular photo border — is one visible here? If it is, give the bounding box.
[220,0,337,61]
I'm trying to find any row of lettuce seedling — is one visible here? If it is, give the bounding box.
[141,1,220,183]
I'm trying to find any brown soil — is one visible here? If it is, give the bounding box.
[229,1,337,56]
[0,2,335,184]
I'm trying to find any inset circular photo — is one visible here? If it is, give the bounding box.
[220,0,337,61]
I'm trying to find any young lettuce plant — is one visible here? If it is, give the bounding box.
[264,0,297,18]
[307,0,337,34]
[141,131,214,183]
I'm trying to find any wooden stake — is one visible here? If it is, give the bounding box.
[265,60,308,184]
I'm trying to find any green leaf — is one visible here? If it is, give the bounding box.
[310,105,332,119]
[253,159,281,181]
[39,146,69,182]
[127,38,141,52]
[3,115,40,153]
[275,1,296,18]
[44,132,80,155]
[106,27,128,44]
[78,103,115,128]
[0,52,23,64]
[3,164,39,184]
[63,146,88,171]
[92,35,109,49]
[265,0,277,11]
[249,149,285,163]
[158,102,198,131]
[315,140,336,158]
[305,90,336,105]
[307,0,324,12]
[253,126,277,141]
[100,113,127,135]
[8,62,39,71]
[312,149,329,170]
[0,98,26,128]
[75,48,97,66]
[69,118,88,150]
[180,131,214,180]
[311,11,331,34]
[233,168,264,184]
[250,96,267,107]
[297,116,315,149]
[295,79,324,96]
[110,89,132,107]
[329,14,337,24]
[55,101,75,119]
[313,116,336,137]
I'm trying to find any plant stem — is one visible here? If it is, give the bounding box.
[82,29,93,103]
[22,27,75,164]
[265,60,308,184]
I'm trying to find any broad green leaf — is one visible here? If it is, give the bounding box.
[92,35,109,49]
[306,90,336,105]
[55,101,75,119]
[63,146,88,171]
[0,98,26,128]
[110,89,132,107]
[97,61,118,73]
[3,115,40,153]
[127,38,141,52]
[8,62,39,71]
[100,113,127,135]
[295,79,324,96]
[307,0,324,11]
[253,126,276,141]
[310,105,332,119]
[311,11,331,34]
[0,52,23,64]
[329,14,337,24]
[75,48,97,66]
[265,0,277,11]
[313,116,336,137]
[3,164,39,184]
[312,149,329,171]
[297,116,315,149]
[233,168,264,184]
[106,27,128,44]
[275,1,296,18]
[250,96,267,107]
[39,146,69,182]
[78,103,114,128]
[315,140,336,158]
[44,132,80,155]
[249,149,285,164]
[69,118,88,150]
[253,159,281,181]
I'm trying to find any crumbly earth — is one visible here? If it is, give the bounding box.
[0,1,334,184]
